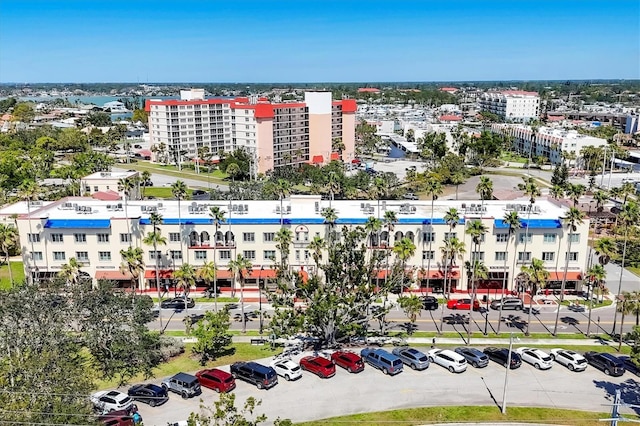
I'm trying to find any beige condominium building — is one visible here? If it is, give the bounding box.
[146,90,356,174]
[479,90,540,122]
[15,195,590,294]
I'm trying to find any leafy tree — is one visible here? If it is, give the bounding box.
[11,102,35,123]
[0,223,17,285]
[132,108,149,124]
[398,294,422,334]
[87,111,112,126]
[186,392,291,426]
[191,308,233,364]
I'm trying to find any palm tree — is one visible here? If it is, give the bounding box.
[58,257,82,286]
[171,180,188,262]
[327,172,341,207]
[553,207,585,335]
[143,212,167,327]
[383,210,398,247]
[370,176,387,219]
[365,216,382,251]
[516,177,540,271]
[565,183,586,207]
[0,224,17,286]
[616,292,634,351]
[274,179,292,225]
[275,227,293,270]
[208,206,226,306]
[398,294,422,335]
[612,201,639,334]
[307,236,326,269]
[593,190,609,212]
[594,237,616,266]
[19,181,39,284]
[465,220,488,342]
[450,172,466,200]
[438,236,466,333]
[393,237,416,294]
[443,208,460,297]
[174,263,196,315]
[585,263,606,336]
[118,178,135,246]
[550,185,565,200]
[476,176,494,208]
[119,246,144,295]
[497,211,522,334]
[196,261,218,312]
[521,258,549,335]
[321,207,338,242]
[229,254,253,333]
[424,176,443,292]
[628,291,640,326]
[140,170,151,198]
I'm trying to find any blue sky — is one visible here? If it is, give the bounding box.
[0,0,638,83]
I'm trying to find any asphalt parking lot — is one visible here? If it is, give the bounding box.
[133,347,639,425]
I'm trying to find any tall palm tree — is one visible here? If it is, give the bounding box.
[383,210,397,247]
[171,180,188,262]
[143,212,167,327]
[307,236,326,270]
[565,184,586,207]
[594,237,616,266]
[521,258,549,335]
[327,172,341,207]
[118,178,135,246]
[443,208,460,296]
[365,216,382,252]
[585,263,606,336]
[321,207,338,242]
[616,292,634,351]
[19,181,39,284]
[119,246,144,295]
[208,206,226,305]
[140,170,151,198]
[0,224,17,286]
[196,261,218,311]
[275,227,293,270]
[553,207,585,335]
[516,177,540,273]
[438,236,466,333]
[370,176,386,219]
[174,263,196,315]
[476,176,494,208]
[451,171,466,200]
[58,257,82,287]
[274,179,292,225]
[612,200,639,334]
[465,260,488,343]
[497,211,522,334]
[424,176,443,292]
[593,190,609,212]
[393,237,416,294]
[550,185,565,200]
[229,254,253,333]
[465,220,488,342]
[628,290,640,326]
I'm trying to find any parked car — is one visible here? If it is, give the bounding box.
[230,361,278,389]
[447,298,480,311]
[127,383,168,407]
[98,410,134,426]
[421,295,439,310]
[360,348,403,375]
[300,356,336,378]
[403,192,418,200]
[392,347,430,370]
[161,297,195,309]
[515,347,553,370]
[427,349,467,373]
[483,347,521,369]
[617,356,640,376]
[331,350,365,373]
[490,297,524,311]
[91,390,134,414]
[270,359,302,381]
[549,349,588,372]
[161,372,202,399]
[196,368,236,393]
[141,180,153,187]
[454,347,489,368]
[183,313,205,324]
[584,352,626,376]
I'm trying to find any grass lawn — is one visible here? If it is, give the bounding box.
[500,151,529,164]
[95,342,279,390]
[0,261,24,290]
[404,331,591,340]
[629,266,640,277]
[142,187,193,199]
[123,161,228,185]
[295,406,637,426]
[560,300,613,309]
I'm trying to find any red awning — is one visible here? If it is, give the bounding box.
[311,155,324,164]
[241,268,277,279]
[330,152,340,161]
[373,270,413,279]
[215,270,233,280]
[418,270,460,279]
[96,270,133,280]
[144,270,173,279]
[548,272,582,281]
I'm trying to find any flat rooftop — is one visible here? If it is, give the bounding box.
[82,171,138,180]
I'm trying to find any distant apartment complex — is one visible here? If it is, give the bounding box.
[146,90,356,174]
[479,91,540,122]
[491,124,608,166]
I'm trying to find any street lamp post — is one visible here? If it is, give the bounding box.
[259,266,264,335]
[501,332,516,414]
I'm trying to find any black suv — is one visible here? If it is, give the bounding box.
[584,352,625,376]
[230,362,278,390]
[421,296,438,310]
[483,347,521,369]
[127,383,168,407]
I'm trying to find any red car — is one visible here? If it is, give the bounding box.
[300,356,336,378]
[447,298,480,311]
[196,368,236,393]
[98,410,134,426]
[331,350,365,373]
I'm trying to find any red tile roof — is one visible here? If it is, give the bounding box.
[439,115,462,122]
[92,190,121,201]
[357,88,380,93]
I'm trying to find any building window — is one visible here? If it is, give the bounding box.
[422,250,434,260]
[517,251,532,262]
[195,251,207,260]
[566,252,578,262]
[444,232,457,241]
[76,251,89,262]
[119,233,131,243]
[219,250,231,260]
[28,233,40,243]
[495,233,508,243]
[149,251,161,260]
[242,232,255,242]
[93,186,98,192]
[263,232,275,242]
[472,252,485,262]
[170,250,182,260]
[74,233,86,243]
[423,232,436,243]
[264,250,276,261]
[518,233,532,244]
[543,233,557,243]
[51,233,63,243]
[53,251,66,261]
[495,252,507,261]
[569,233,580,243]
[542,252,555,261]
[97,233,110,243]
[295,232,309,242]
[243,250,256,260]
[295,250,300,261]
[169,233,181,242]
[98,251,111,261]
[32,252,43,261]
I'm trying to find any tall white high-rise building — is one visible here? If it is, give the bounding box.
[479,91,540,122]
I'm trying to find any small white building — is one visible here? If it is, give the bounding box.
[80,171,140,200]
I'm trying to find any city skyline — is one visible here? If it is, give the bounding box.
[1,0,638,83]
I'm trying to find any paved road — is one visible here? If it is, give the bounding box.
[132,347,639,426]
[113,166,229,191]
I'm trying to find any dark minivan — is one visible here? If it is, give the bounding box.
[230,362,278,390]
[584,352,625,376]
[360,348,403,375]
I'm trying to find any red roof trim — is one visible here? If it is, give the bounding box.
[333,99,357,113]
[311,155,324,164]
[330,152,340,161]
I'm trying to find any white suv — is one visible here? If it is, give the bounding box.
[427,349,467,373]
[550,349,588,371]
[515,347,553,370]
[270,358,302,381]
[90,390,133,414]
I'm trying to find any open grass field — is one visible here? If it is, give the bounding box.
[0,261,24,290]
[123,161,228,185]
[629,266,640,277]
[142,187,193,199]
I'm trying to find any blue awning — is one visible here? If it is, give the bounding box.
[494,219,561,229]
[45,219,111,229]
[140,218,212,225]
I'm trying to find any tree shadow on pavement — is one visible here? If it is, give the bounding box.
[593,378,640,415]
[500,314,527,331]
[561,316,584,335]
[444,314,469,344]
